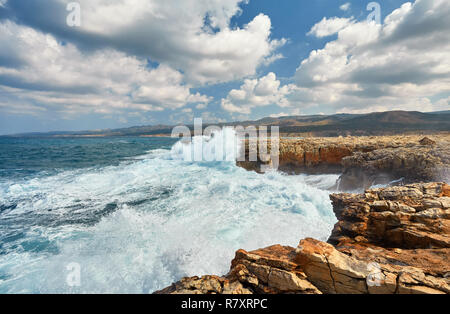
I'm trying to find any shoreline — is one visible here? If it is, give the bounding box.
[157,134,450,294]
[237,134,450,190]
[156,182,450,294]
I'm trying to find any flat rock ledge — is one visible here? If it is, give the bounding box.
[155,182,450,294]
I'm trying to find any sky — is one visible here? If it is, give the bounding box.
[0,0,449,134]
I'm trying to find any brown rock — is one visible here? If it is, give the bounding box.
[156,183,450,295]
[154,275,252,294]
[237,135,449,190]
[329,183,450,249]
[339,145,449,190]
[229,246,322,294]
[443,184,450,197]
[419,137,436,146]
[295,238,369,294]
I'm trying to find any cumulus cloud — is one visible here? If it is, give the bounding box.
[295,0,450,113]
[307,17,354,38]
[201,111,227,123]
[221,72,296,114]
[339,3,351,11]
[1,0,448,127]
[269,108,302,118]
[435,97,450,109]
[0,21,211,116]
[0,0,284,85]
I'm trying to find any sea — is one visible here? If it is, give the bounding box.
[0,132,339,293]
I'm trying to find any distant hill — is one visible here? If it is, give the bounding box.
[3,110,450,138]
[254,111,450,136]
[428,110,450,115]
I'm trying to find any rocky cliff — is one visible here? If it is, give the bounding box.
[339,139,449,190]
[237,134,450,190]
[155,182,450,294]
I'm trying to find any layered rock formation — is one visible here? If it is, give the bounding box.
[339,140,449,190]
[238,136,394,174]
[237,134,450,190]
[155,182,450,294]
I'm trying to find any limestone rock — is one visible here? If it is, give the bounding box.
[154,275,252,294]
[339,144,449,190]
[228,245,322,294]
[156,183,450,294]
[420,137,436,146]
[237,135,450,190]
[329,183,450,249]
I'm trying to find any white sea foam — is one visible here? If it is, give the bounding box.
[170,127,240,162]
[0,136,338,293]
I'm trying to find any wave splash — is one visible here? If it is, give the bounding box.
[0,139,337,293]
[170,127,241,162]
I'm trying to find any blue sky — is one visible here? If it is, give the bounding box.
[0,0,449,134]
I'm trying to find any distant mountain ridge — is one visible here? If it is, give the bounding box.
[3,110,450,138]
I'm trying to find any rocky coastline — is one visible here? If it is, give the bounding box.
[156,182,449,294]
[238,134,450,190]
[156,135,450,295]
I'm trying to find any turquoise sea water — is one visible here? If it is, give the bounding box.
[0,135,337,293]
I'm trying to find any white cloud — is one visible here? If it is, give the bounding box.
[169,111,194,124]
[307,17,354,38]
[1,0,448,124]
[196,103,208,110]
[221,72,296,114]
[0,21,210,116]
[435,97,450,109]
[339,3,351,11]
[201,111,226,123]
[269,108,302,118]
[294,0,450,113]
[7,0,285,85]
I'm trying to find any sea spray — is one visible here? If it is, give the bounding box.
[170,127,240,162]
[0,137,337,293]
[170,119,280,173]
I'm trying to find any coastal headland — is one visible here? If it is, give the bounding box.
[238,133,450,190]
[157,134,450,294]
[156,182,450,294]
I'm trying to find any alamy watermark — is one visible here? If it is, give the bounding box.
[66,2,81,27]
[367,2,382,24]
[66,262,81,287]
[366,262,385,287]
[65,2,382,28]
[171,118,280,172]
